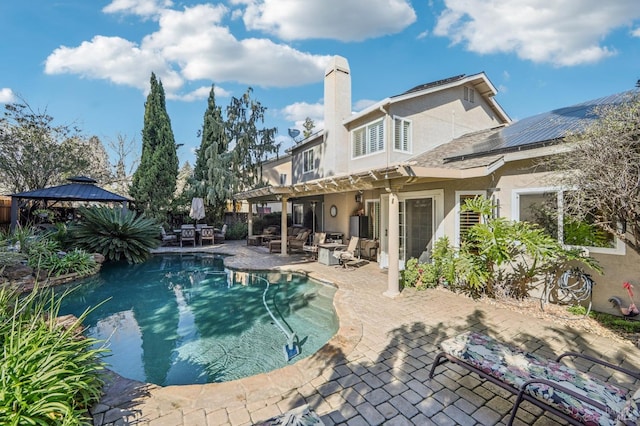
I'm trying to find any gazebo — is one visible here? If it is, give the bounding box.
[9,176,131,232]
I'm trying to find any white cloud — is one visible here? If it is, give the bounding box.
[45,4,333,100]
[103,0,173,17]
[45,35,183,93]
[433,0,640,66]
[170,85,232,102]
[353,99,377,112]
[280,101,324,131]
[0,88,16,103]
[632,27,640,37]
[234,0,416,41]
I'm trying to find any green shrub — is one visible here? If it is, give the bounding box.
[225,222,248,240]
[27,239,96,277]
[420,197,600,299]
[70,207,160,264]
[402,258,439,290]
[0,287,107,424]
[566,304,588,316]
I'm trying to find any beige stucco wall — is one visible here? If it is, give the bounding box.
[261,155,291,186]
[385,159,638,317]
[346,86,504,175]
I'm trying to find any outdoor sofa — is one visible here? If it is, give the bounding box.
[429,331,640,425]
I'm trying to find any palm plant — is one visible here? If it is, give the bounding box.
[70,206,160,264]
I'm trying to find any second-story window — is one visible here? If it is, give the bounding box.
[353,119,384,158]
[393,117,411,152]
[464,86,475,103]
[303,149,315,173]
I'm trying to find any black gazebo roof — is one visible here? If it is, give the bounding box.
[10,176,130,203]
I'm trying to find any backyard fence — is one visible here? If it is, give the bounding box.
[0,196,10,225]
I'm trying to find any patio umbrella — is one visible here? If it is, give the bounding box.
[189,197,205,224]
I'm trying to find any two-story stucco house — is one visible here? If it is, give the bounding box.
[238,55,638,314]
[238,55,510,295]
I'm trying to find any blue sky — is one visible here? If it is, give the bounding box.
[1,0,639,168]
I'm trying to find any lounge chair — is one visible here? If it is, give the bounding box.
[214,224,227,243]
[333,236,359,267]
[429,331,640,425]
[180,226,196,247]
[303,232,326,260]
[160,226,177,246]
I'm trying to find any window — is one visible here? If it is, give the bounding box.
[456,192,484,246]
[366,200,380,240]
[513,189,620,253]
[353,119,384,158]
[464,86,475,103]
[302,149,315,173]
[279,173,287,185]
[292,204,304,225]
[394,117,411,152]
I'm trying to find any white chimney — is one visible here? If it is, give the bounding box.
[323,56,351,175]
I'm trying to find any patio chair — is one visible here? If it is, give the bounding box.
[429,331,640,425]
[200,226,215,246]
[303,232,326,260]
[214,224,227,244]
[333,237,359,268]
[180,226,196,247]
[160,226,177,246]
[288,230,310,253]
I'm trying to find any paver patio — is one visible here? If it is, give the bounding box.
[92,240,640,425]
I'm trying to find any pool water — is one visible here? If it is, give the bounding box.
[58,254,338,386]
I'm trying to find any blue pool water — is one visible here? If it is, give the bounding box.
[58,254,338,386]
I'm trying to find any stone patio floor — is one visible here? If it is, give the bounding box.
[91,240,640,426]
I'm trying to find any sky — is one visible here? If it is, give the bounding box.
[1,0,639,169]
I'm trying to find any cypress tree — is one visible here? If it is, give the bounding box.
[130,73,179,220]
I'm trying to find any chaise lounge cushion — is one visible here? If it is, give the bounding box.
[441,332,636,425]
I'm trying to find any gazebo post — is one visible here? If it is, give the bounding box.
[9,197,18,233]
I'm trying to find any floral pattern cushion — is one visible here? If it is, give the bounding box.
[255,404,324,426]
[441,332,638,426]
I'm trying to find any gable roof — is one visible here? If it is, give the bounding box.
[445,90,638,162]
[347,72,510,125]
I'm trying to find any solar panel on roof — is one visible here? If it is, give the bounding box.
[445,90,637,162]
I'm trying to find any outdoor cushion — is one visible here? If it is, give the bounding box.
[439,332,637,425]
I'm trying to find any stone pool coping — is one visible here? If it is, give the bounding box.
[93,243,364,424]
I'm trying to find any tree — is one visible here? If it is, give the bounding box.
[192,85,228,220]
[104,133,139,197]
[302,117,315,138]
[223,88,279,206]
[548,92,640,254]
[0,101,107,193]
[130,73,179,221]
[197,87,278,221]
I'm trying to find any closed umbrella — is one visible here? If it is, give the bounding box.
[189,197,205,224]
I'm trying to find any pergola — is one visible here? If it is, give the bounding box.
[9,176,131,231]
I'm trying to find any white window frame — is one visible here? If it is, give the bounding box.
[464,86,475,103]
[512,187,625,255]
[352,119,385,158]
[393,116,412,153]
[302,148,315,173]
[454,191,485,247]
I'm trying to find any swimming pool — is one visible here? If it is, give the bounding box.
[58,253,338,386]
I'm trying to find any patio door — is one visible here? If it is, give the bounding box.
[380,190,444,270]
